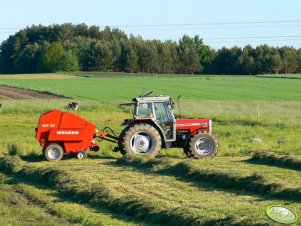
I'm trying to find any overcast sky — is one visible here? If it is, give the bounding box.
[1,0,301,49]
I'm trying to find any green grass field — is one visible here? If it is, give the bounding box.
[0,73,301,225]
[1,74,301,101]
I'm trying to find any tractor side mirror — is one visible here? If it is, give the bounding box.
[171,101,175,109]
[177,95,182,118]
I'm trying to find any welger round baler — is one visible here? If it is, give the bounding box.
[35,110,100,161]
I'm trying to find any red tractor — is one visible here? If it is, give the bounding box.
[35,91,218,161]
[117,91,218,158]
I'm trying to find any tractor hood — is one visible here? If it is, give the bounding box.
[176,118,212,134]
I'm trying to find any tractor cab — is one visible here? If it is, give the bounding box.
[133,95,176,140]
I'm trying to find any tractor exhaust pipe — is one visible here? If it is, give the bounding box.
[177,95,182,118]
[140,90,154,98]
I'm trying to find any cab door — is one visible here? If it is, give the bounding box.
[154,102,176,141]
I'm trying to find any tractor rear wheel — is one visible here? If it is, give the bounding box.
[189,133,218,159]
[43,143,64,161]
[120,123,162,157]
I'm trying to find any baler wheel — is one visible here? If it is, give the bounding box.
[43,143,64,161]
[120,123,161,157]
[77,151,87,159]
[189,132,218,159]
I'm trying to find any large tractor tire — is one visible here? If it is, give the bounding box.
[119,123,162,157]
[43,143,64,161]
[189,132,218,159]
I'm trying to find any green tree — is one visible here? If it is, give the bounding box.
[58,50,79,72]
[270,54,282,74]
[138,41,159,73]
[281,47,298,74]
[254,45,274,74]
[74,23,89,37]
[158,41,177,73]
[89,25,101,39]
[98,42,113,71]
[40,42,65,72]
[178,35,201,74]
[213,47,242,74]
[125,47,138,73]
[238,45,255,74]
[116,39,138,73]
[57,23,74,42]
[194,35,213,72]
[15,43,42,73]
[297,49,301,72]
[0,56,3,73]
[110,40,122,71]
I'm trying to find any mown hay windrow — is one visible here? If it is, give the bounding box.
[116,156,301,202]
[0,156,247,226]
[249,152,301,171]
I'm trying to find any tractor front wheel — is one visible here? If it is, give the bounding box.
[43,143,64,161]
[189,133,218,159]
[120,123,162,157]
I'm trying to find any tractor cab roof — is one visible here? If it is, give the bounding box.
[119,91,172,107]
[133,95,171,103]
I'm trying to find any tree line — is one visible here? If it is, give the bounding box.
[0,23,301,74]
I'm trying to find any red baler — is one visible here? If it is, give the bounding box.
[35,110,115,161]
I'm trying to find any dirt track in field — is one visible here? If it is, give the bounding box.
[0,85,64,99]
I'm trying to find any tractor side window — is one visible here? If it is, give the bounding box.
[154,102,171,122]
[137,103,154,118]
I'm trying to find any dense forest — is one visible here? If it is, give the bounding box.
[0,23,301,74]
